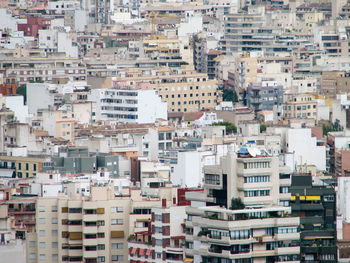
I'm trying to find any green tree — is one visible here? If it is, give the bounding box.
[260,124,267,133]
[16,85,27,104]
[211,121,237,134]
[222,89,238,103]
[230,197,245,210]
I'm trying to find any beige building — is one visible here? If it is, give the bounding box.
[283,93,318,120]
[26,183,177,263]
[321,71,350,97]
[112,66,219,112]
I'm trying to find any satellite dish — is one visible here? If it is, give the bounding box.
[253,147,261,156]
[247,147,257,157]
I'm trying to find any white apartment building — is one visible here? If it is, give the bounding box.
[184,146,298,262]
[89,88,167,124]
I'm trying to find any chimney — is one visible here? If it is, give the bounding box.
[162,198,166,208]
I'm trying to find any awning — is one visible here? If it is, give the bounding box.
[130,247,137,255]
[139,248,145,256]
[111,231,124,238]
[146,249,151,256]
[136,218,150,222]
[185,258,194,262]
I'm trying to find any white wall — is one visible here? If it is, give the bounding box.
[0,9,18,31]
[3,96,29,123]
[138,90,167,124]
[338,177,350,223]
[287,128,326,171]
[172,151,201,187]
[26,83,54,115]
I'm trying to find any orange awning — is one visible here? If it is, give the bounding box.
[130,247,137,255]
[146,249,151,256]
[139,248,145,256]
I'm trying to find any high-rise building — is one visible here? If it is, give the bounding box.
[184,147,300,263]
[291,175,337,262]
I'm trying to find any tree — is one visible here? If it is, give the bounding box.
[222,89,238,103]
[230,197,245,210]
[211,121,237,134]
[16,85,27,104]
[322,120,344,136]
[260,124,267,133]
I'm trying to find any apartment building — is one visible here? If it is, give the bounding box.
[321,71,350,97]
[26,183,175,263]
[184,147,299,262]
[112,66,219,112]
[0,155,51,179]
[221,6,292,56]
[283,93,318,120]
[0,54,87,85]
[291,175,337,262]
[143,35,193,65]
[89,87,167,124]
[128,203,187,263]
[246,83,284,113]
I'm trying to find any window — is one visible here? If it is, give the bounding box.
[244,176,270,183]
[244,190,270,197]
[39,206,45,212]
[155,239,162,246]
[277,227,298,234]
[205,174,220,185]
[39,218,46,224]
[97,256,105,262]
[51,206,58,212]
[26,163,29,170]
[230,229,250,240]
[52,218,58,224]
[52,230,58,236]
[111,219,123,225]
[245,162,270,169]
[39,242,46,248]
[29,253,36,259]
[111,207,123,213]
[156,253,162,258]
[52,242,58,248]
[112,243,123,249]
[97,244,105,250]
[52,254,58,261]
[324,195,335,202]
[111,255,124,261]
[39,254,46,260]
[39,230,45,236]
[280,186,290,193]
[29,241,36,247]
[154,214,162,221]
[279,201,290,207]
[69,208,82,213]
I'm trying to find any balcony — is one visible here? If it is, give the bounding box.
[275,246,300,255]
[8,209,35,215]
[83,238,98,246]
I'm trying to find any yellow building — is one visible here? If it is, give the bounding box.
[283,93,318,120]
[143,35,193,65]
[113,66,219,112]
[0,155,51,178]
